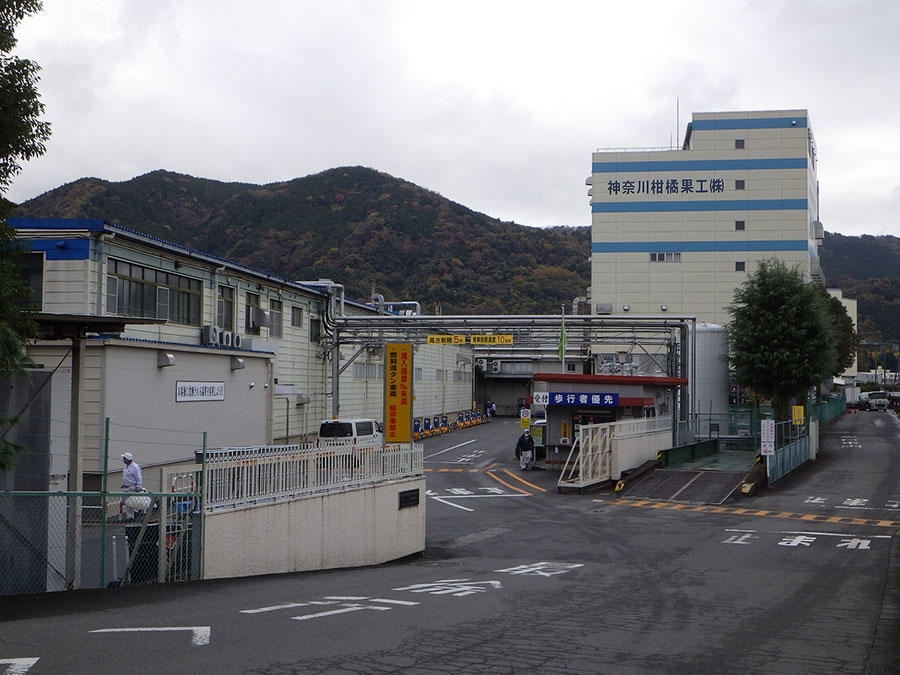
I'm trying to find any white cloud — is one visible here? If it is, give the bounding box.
[7,0,900,237]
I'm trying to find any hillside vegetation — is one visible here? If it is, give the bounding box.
[14,167,589,314]
[13,167,899,341]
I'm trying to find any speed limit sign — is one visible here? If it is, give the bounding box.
[520,408,531,428]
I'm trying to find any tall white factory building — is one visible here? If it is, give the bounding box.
[589,109,823,324]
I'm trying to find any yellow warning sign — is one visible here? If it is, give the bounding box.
[427,335,466,345]
[469,335,514,345]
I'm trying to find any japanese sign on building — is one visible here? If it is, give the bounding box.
[544,392,619,406]
[176,381,225,402]
[384,343,412,443]
[607,178,725,196]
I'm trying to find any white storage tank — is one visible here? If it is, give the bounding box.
[693,322,729,419]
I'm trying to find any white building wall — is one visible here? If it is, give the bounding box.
[590,109,819,326]
[18,220,478,471]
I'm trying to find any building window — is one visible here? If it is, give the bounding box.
[735,261,746,272]
[735,179,746,190]
[245,292,260,335]
[309,316,321,342]
[650,252,681,262]
[735,220,746,231]
[566,362,576,372]
[436,369,445,381]
[414,367,423,381]
[734,139,745,149]
[270,299,283,338]
[216,285,234,330]
[106,258,202,326]
[19,252,43,309]
[291,306,303,328]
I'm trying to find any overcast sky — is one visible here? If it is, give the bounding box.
[8,0,899,237]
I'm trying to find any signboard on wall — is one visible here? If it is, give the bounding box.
[546,392,619,406]
[384,343,413,443]
[176,381,225,402]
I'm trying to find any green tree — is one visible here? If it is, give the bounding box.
[816,286,860,376]
[726,259,837,420]
[1,0,48,469]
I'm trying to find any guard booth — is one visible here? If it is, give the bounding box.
[531,373,686,468]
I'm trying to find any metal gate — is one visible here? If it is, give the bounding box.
[557,423,613,491]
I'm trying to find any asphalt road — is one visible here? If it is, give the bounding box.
[1,413,898,674]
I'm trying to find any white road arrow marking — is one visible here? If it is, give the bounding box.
[0,658,40,675]
[90,626,210,646]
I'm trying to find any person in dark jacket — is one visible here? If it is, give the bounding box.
[516,429,535,470]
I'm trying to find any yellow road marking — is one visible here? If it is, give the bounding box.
[485,471,532,495]
[614,499,900,528]
[497,468,548,493]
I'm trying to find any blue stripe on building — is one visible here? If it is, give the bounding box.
[591,199,808,213]
[24,238,92,260]
[591,158,808,173]
[591,240,810,253]
[691,117,807,130]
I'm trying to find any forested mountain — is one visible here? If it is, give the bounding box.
[11,167,899,341]
[820,232,900,343]
[13,167,590,314]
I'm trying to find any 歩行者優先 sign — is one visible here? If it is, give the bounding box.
[384,343,413,443]
[541,392,619,406]
[176,381,225,402]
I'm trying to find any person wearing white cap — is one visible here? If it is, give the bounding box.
[120,452,145,520]
[516,429,535,471]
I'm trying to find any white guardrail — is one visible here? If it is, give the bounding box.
[199,441,424,511]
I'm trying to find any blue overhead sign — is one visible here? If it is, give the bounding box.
[542,392,619,407]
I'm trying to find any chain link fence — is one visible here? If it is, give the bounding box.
[0,490,202,596]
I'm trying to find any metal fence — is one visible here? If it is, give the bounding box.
[0,488,201,597]
[202,441,424,511]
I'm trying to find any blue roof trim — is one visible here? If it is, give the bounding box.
[24,238,91,260]
[591,240,810,253]
[592,199,808,213]
[8,217,107,231]
[692,117,807,130]
[591,158,808,173]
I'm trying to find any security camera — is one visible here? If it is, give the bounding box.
[249,382,255,389]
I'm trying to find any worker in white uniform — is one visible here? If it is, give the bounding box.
[120,452,146,520]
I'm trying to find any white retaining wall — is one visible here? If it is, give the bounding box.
[202,476,425,579]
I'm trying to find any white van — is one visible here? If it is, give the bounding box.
[317,419,383,444]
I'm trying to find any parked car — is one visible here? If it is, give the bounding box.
[317,418,383,444]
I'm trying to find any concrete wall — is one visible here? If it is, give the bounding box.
[202,477,425,579]
[612,430,671,480]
